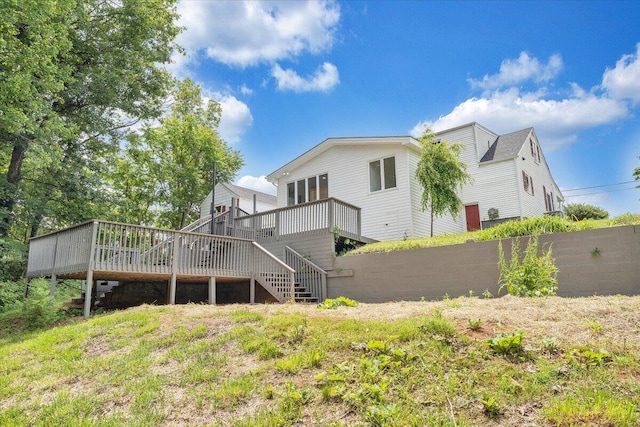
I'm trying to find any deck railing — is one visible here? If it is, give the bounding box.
[233,198,361,242]
[27,220,294,302]
[284,246,327,301]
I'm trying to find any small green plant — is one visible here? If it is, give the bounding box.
[591,247,601,257]
[487,331,524,356]
[498,236,558,297]
[542,336,559,354]
[570,347,612,367]
[479,395,503,418]
[318,296,358,309]
[585,320,604,335]
[482,289,493,298]
[468,318,482,331]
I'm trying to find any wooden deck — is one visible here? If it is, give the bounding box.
[26,198,361,318]
[27,221,296,318]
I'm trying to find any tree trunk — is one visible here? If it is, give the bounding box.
[0,142,28,237]
[430,200,434,237]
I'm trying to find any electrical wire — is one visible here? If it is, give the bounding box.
[563,181,637,192]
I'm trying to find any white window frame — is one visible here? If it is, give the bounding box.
[522,171,535,196]
[369,156,397,193]
[286,173,328,206]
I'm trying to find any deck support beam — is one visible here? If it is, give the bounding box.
[168,273,177,305]
[83,271,93,320]
[208,277,216,305]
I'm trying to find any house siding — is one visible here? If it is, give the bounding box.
[201,186,276,217]
[275,144,414,241]
[516,133,562,217]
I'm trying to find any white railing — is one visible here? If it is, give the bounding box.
[26,220,296,303]
[26,221,95,278]
[233,198,361,242]
[284,246,327,301]
[253,242,296,302]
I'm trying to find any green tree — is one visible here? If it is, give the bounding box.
[415,127,472,236]
[111,79,244,229]
[0,0,181,239]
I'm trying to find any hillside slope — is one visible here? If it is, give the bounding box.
[1,296,639,426]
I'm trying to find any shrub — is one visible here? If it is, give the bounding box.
[478,215,574,240]
[498,236,558,297]
[317,296,358,309]
[564,203,609,221]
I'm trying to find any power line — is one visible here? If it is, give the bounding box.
[563,180,637,192]
[564,186,639,198]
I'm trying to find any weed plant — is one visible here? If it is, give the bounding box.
[498,236,558,297]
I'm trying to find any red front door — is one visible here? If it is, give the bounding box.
[465,204,481,231]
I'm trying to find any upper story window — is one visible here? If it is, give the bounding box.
[522,171,534,196]
[530,138,541,163]
[286,173,328,206]
[543,185,555,212]
[369,156,396,192]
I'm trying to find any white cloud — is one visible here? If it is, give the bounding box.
[236,175,277,195]
[468,52,563,93]
[412,51,633,151]
[272,62,339,92]
[176,0,340,69]
[214,94,253,143]
[240,85,254,96]
[602,42,640,104]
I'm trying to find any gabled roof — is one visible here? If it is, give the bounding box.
[220,182,277,205]
[480,127,533,163]
[267,136,420,182]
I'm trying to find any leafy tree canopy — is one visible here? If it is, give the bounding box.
[110,79,244,230]
[0,0,181,239]
[564,203,609,221]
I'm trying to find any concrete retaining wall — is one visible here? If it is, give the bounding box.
[328,225,639,302]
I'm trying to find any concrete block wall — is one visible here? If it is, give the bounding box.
[328,225,639,302]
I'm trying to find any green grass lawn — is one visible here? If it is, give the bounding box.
[347,213,640,255]
[1,295,639,426]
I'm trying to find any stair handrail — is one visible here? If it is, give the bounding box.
[284,246,327,302]
[252,241,296,302]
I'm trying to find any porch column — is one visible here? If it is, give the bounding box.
[208,276,216,305]
[169,233,179,304]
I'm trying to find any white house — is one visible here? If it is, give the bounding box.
[266,122,564,241]
[200,182,277,217]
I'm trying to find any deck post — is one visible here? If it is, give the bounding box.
[321,273,327,302]
[83,271,94,319]
[290,271,296,303]
[49,274,57,305]
[83,221,99,320]
[168,274,177,305]
[274,210,280,240]
[249,244,255,304]
[169,233,179,305]
[356,207,362,239]
[208,277,216,305]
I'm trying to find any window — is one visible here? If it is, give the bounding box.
[369,156,396,192]
[287,182,295,206]
[530,138,540,163]
[296,180,305,204]
[286,173,329,206]
[522,171,534,196]
[543,186,555,212]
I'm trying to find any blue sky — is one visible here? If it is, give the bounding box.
[170,0,640,216]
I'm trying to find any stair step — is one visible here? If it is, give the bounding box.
[294,297,319,303]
